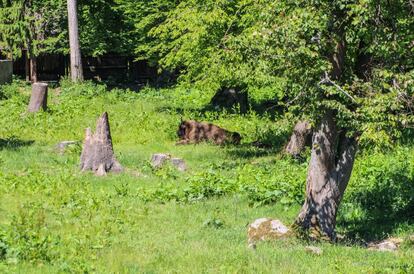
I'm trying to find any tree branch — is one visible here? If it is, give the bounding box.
[319,72,357,102]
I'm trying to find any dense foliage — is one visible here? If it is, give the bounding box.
[0,0,67,57]
[0,0,134,58]
[118,0,414,147]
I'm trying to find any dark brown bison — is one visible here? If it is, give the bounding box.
[176,120,241,145]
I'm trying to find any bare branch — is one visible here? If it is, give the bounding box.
[318,72,357,102]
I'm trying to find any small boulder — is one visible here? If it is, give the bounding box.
[151,153,171,169]
[247,218,290,249]
[150,154,187,172]
[56,141,79,153]
[305,246,323,256]
[368,238,403,252]
[171,158,187,171]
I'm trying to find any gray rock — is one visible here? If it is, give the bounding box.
[150,154,187,172]
[56,141,79,153]
[151,153,171,168]
[171,158,187,171]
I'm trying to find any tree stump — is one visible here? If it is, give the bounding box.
[28,82,48,113]
[80,112,122,176]
[285,121,312,157]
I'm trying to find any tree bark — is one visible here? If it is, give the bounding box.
[27,82,48,113]
[285,121,312,157]
[80,112,122,176]
[295,112,357,240]
[293,10,359,240]
[25,52,30,82]
[67,0,84,82]
[30,56,38,83]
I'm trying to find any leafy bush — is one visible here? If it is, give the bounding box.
[0,204,59,264]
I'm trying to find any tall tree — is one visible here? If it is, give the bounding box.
[67,0,83,81]
[0,0,67,82]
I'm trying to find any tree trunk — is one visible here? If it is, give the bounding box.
[285,121,312,157]
[67,0,84,82]
[30,56,38,83]
[25,52,30,82]
[27,82,48,113]
[295,112,357,240]
[80,112,122,176]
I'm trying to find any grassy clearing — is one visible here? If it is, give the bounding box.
[0,81,413,273]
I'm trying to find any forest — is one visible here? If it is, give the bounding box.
[0,0,414,273]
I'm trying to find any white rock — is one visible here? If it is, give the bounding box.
[368,238,403,252]
[247,218,290,249]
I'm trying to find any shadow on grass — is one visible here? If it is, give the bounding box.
[225,127,292,159]
[225,145,279,159]
[338,168,414,242]
[0,137,34,150]
[156,99,286,118]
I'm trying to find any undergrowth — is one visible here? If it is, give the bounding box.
[0,80,413,273]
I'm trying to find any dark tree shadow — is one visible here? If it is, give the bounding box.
[0,137,34,150]
[337,169,414,242]
[225,128,292,159]
[225,144,279,159]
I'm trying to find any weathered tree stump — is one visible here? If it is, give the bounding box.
[28,82,48,113]
[285,121,312,157]
[80,112,122,176]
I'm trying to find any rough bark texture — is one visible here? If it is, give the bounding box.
[67,0,84,82]
[28,83,48,112]
[25,54,30,82]
[80,112,122,176]
[295,113,357,240]
[30,56,38,83]
[285,121,312,157]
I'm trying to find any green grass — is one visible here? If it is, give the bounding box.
[0,81,413,273]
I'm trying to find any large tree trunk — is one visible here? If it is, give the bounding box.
[80,112,122,176]
[285,121,312,157]
[295,112,357,240]
[67,0,84,82]
[28,82,48,113]
[294,11,357,240]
